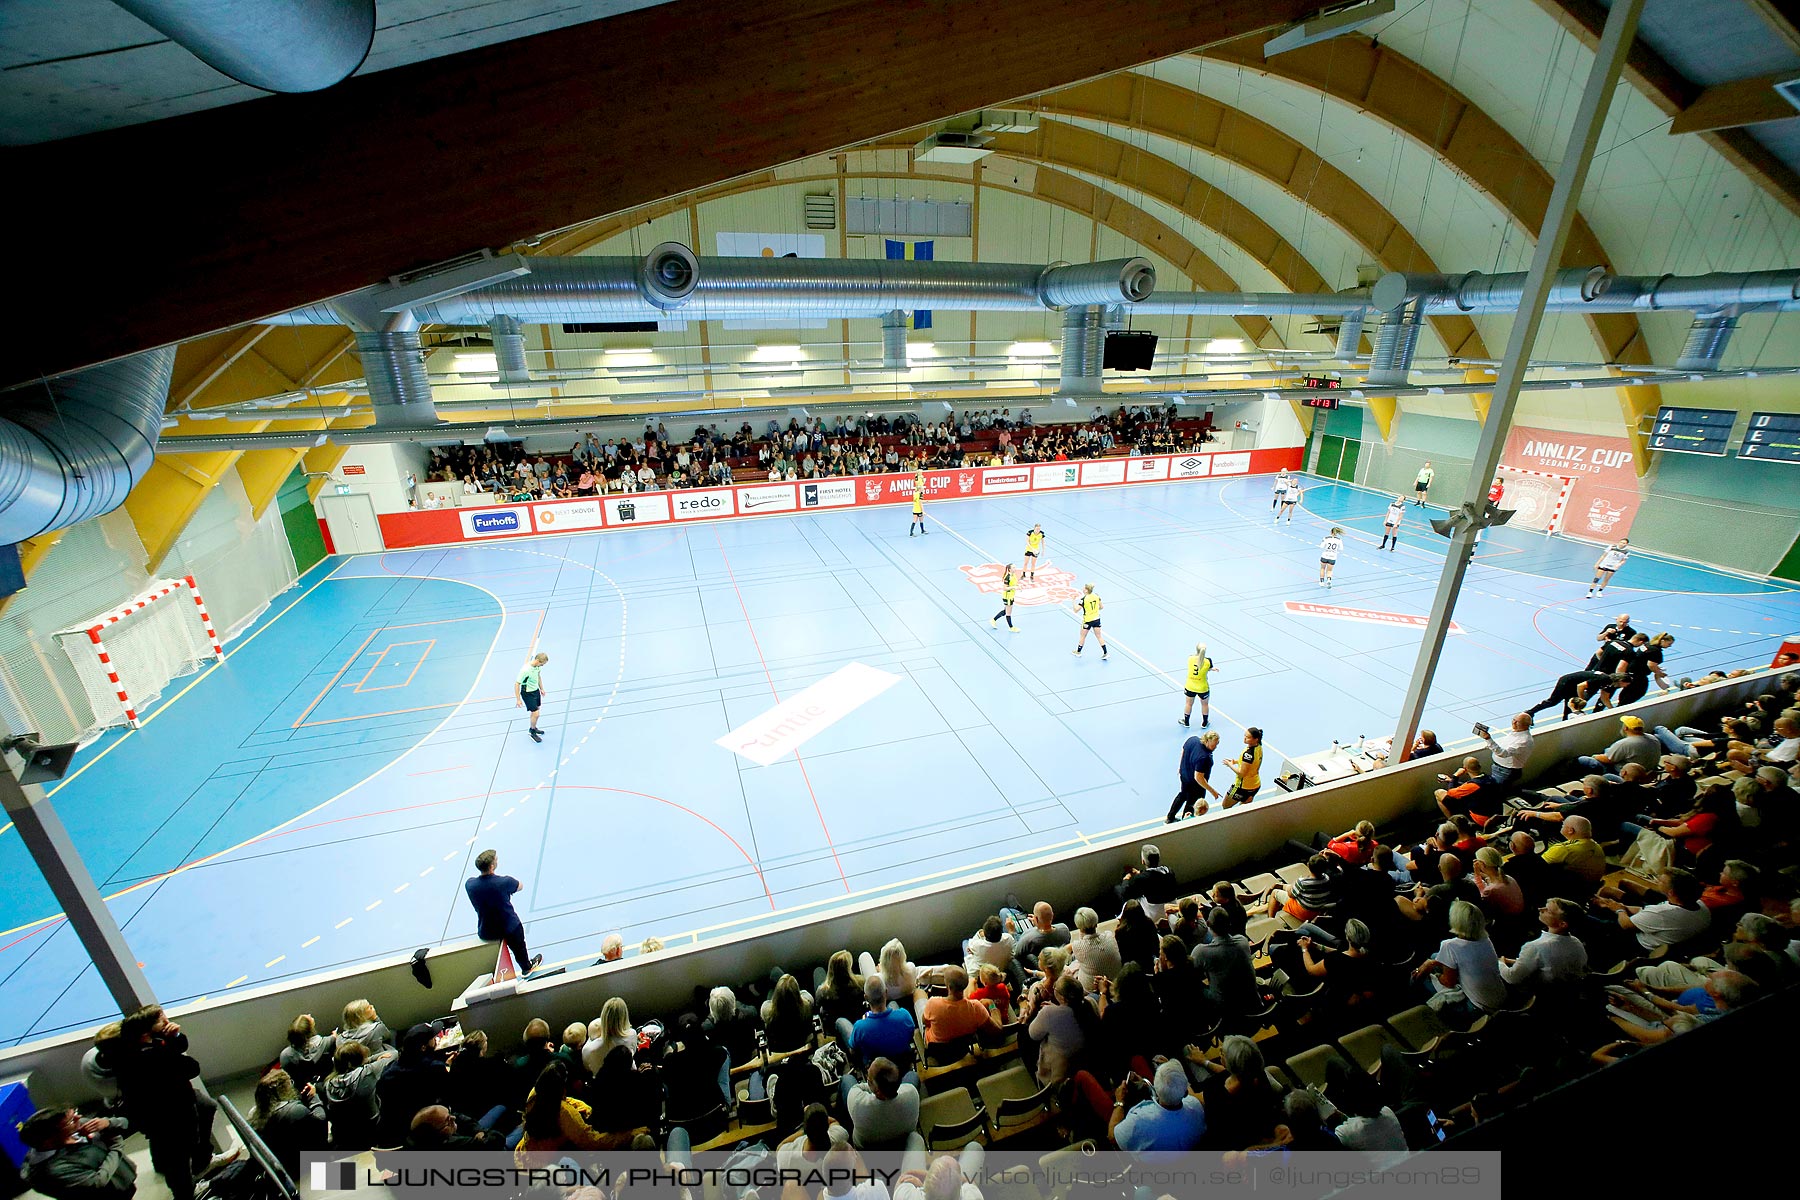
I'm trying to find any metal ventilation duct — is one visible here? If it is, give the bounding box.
[881,311,909,371]
[112,0,375,93]
[0,348,174,544]
[1334,310,1365,359]
[1059,306,1106,395]
[1675,313,1739,372]
[1380,267,1800,315]
[490,316,530,384]
[1365,304,1423,387]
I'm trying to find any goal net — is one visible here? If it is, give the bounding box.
[1494,464,1575,534]
[54,577,223,729]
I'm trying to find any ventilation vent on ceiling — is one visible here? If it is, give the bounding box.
[915,131,993,163]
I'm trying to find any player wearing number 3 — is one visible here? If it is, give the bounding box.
[991,565,1020,631]
[1587,539,1630,598]
[1023,524,1045,581]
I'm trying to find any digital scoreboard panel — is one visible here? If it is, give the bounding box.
[1740,411,1800,463]
[1648,406,1734,456]
[1300,377,1341,408]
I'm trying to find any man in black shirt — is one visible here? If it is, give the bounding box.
[111,1007,222,1200]
[1525,668,1627,719]
[464,849,541,975]
[1585,613,1636,669]
[1114,844,1182,917]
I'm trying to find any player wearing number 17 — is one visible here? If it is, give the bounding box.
[1072,583,1107,660]
[991,565,1020,631]
[1587,539,1629,598]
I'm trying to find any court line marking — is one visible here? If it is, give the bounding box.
[926,499,1295,765]
[352,639,435,693]
[0,569,513,941]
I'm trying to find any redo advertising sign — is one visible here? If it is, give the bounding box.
[672,489,736,520]
[459,507,531,538]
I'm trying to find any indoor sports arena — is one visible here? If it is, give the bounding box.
[2,0,1798,1190]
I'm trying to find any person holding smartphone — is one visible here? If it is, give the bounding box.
[1477,712,1534,791]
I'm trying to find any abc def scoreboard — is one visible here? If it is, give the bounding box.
[1741,411,1800,463]
[1648,406,1733,456]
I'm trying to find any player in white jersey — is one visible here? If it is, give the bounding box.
[1587,538,1630,598]
[1277,477,1302,524]
[1318,527,1344,587]
[1272,472,1291,512]
[1379,496,1405,551]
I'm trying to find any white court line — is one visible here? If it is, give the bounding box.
[925,505,1295,765]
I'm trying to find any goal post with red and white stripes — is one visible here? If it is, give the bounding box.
[55,577,224,729]
[1494,464,1576,534]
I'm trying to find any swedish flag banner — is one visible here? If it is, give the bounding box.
[885,239,934,329]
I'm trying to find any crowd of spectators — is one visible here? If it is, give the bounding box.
[420,405,1214,504]
[27,670,1795,1198]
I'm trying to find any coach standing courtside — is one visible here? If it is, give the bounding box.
[466,849,542,976]
[517,651,549,743]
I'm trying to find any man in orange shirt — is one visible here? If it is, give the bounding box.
[920,967,1002,1044]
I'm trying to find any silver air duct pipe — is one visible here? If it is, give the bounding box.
[490,316,530,384]
[1675,312,1739,372]
[0,348,174,544]
[1379,266,1800,315]
[1334,310,1365,359]
[1364,304,1423,387]
[1130,291,1372,317]
[1038,259,1157,307]
[329,298,439,427]
[881,312,909,371]
[276,249,1158,326]
[112,0,375,93]
[1059,306,1106,396]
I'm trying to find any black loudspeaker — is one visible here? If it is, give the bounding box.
[4,735,78,783]
[1103,330,1158,371]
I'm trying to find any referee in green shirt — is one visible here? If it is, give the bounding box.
[517,652,549,742]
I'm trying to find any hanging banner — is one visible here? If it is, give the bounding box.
[1503,426,1640,539]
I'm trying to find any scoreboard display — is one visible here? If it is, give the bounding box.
[1300,376,1341,409]
[1648,406,1734,456]
[1740,411,1800,463]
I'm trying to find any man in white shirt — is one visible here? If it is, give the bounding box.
[1593,869,1711,954]
[1499,898,1587,991]
[1766,714,1799,765]
[1481,713,1534,790]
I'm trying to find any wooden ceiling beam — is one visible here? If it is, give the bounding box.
[1,0,1318,387]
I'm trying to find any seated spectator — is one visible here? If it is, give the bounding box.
[554,1021,590,1083]
[375,1024,450,1145]
[775,1104,849,1173]
[1700,859,1758,914]
[1169,896,1207,950]
[1325,821,1379,867]
[1502,831,1554,906]
[1373,844,1411,890]
[1094,962,1166,1080]
[1577,715,1662,774]
[703,986,760,1070]
[1150,937,1210,1041]
[1109,1059,1206,1155]
[963,916,1014,978]
[1592,868,1711,957]
[333,999,391,1056]
[1006,901,1069,969]
[1410,729,1444,759]
[1293,920,1380,1011]
[445,1031,513,1132]
[1541,815,1607,891]
[921,966,1001,1044]
[760,973,815,1053]
[1201,879,1251,937]
[1499,898,1588,995]
[250,1069,327,1180]
[1413,901,1506,1025]
[1322,1059,1408,1160]
[967,964,1014,1023]
[858,938,918,1011]
[1115,903,1161,974]
[1068,906,1123,993]
[1193,906,1261,1015]
[1435,758,1500,825]
[582,997,637,1073]
[1602,969,1758,1048]
[1646,754,1697,817]
[1114,844,1183,919]
[405,1105,498,1151]
[1395,854,1478,943]
[1027,974,1097,1086]
[18,1107,136,1200]
[843,975,916,1068]
[510,1019,556,1093]
[1402,824,1460,886]
[660,1013,729,1122]
[321,1041,394,1151]
[1473,846,1526,920]
[814,950,867,1034]
[1266,855,1341,928]
[587,1045,659,1135]
[514,1062,621,1166]
[1619,782,1740,868]
[279,1014,332,1089]
[1189,1035,1282,1151]
[1512,775,1632,843]
[844,1058,920,1152]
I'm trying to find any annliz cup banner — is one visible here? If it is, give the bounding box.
[377,448,1302,549]
[1503,425,1641,540]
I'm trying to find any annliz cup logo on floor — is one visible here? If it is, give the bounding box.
[305,1150,1500,1200]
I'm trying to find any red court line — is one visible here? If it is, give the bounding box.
[0,917,63,955]
[1531,598,1581,663]
[711,526,850,893]
[408,764,470,777]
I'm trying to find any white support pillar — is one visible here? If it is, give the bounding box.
[1392,0,1646,761]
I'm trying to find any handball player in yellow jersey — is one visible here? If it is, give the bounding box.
[1023,524,1045,581]
[1223,726,1263,808]
[991,564,1020,631]
[909,483,927,537]
[1072,583,1107,659]
[1180,642,1214,728]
